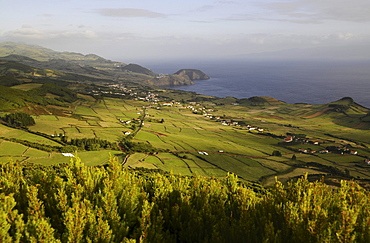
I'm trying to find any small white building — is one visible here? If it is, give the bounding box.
[62,153,75,157]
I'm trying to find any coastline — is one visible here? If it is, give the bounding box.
[149,59,370,108]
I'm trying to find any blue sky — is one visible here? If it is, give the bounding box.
[1,0,370,62]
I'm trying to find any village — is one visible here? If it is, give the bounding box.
[86,83,370,166]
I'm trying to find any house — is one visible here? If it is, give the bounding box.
[62,153,75,157]
[350,151,358,155]
[319,150,329,154]
[284,136,293,142]
[298,148,308,153]
[123,131,131,135]
[365,159,370,165]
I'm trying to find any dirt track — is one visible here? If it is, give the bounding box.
[142,129,168,137]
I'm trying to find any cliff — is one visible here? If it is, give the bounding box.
[121,63,156,76]
[174,69,210,81]
[145,74,194,86]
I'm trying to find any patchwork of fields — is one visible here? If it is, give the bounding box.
[1,95,370,185]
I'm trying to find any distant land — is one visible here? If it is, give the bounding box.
[174,69,210,81]
[0,42,210,86]
[237,43,370,61]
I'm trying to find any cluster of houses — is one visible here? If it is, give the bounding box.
[182,103,266,132]
[118,119,131,124]
[219,120,264,131]
[89,84,133,97]
[284,135,368,165]
[296,144,359,156]
[297,148,330,154]
[156,74,168,79]
[136,92,160,103]
[297,148,370,166]
[284,135,319,145]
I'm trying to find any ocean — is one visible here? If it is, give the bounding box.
[144,59,370,108]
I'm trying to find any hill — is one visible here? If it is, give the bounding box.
[1,42,370,189]
[0,42,211,86]
[0,42,124,65]
[174,69,210,81]
[145,74,194,86]
[120,63,156,76]
[0,55,111,78]
[1,42,370,242]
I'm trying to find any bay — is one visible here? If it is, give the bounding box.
[144,59,370,108]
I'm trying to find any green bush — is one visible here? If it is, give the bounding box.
[0,159,369,242]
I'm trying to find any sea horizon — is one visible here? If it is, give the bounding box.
[142,58,370,108]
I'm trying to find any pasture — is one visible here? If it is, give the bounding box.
[1,92,370,184]
[11,83,43,91]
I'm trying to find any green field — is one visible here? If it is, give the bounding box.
[11,83,43,91]
[1,89,370,186]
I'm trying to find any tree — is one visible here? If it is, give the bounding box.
[272,150,282,156]
[2,112,35,127]
[60,145,78,153]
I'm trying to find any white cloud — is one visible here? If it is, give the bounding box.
[259,0,370,23]
[21,24,33,29]
[97,8,167,18]
[5,28,96,39]
[4,29,45,39]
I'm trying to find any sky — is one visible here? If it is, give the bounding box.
[1,0,370,62]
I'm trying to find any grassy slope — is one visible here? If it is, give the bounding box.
[0,52,369,186]
[2,91,369,187]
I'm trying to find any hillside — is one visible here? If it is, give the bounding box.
[0,42,123,66]
[174,68,210,81]
[1,46,370,241]
[0,60,114,84]
[146,74,194,86]
[0,55,111,78]
[1,71,370,187]
[120,63,156,76]
[0,42,211,86]
[1,43,370,188]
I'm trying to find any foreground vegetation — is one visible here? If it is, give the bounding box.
[1,157,369,242]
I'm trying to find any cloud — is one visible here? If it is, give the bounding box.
[40,14,53,18]
[97,8,167,18]
[4,29,45,39]
[21,24,33,29]
[195,5,215,13]
[2,29,98,40]
[258,0,370,23]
